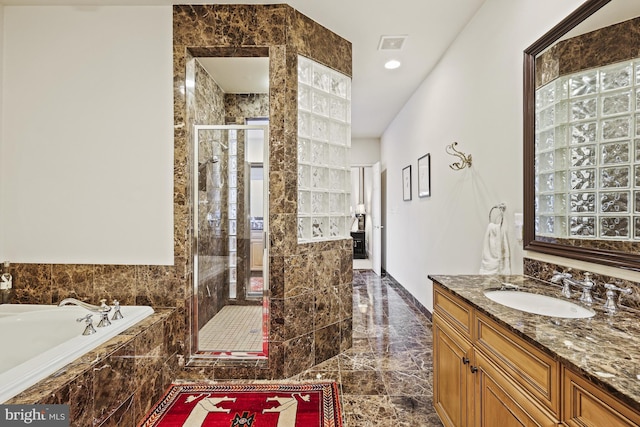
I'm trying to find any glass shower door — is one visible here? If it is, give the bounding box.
[193,124,269,357]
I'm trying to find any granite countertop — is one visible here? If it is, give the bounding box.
[428,274,640,412]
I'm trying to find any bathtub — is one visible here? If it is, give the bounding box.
[0,303,154,403]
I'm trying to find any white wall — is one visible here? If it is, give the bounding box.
[381,0,588,311]
[351,137,380,165]
[0,6,174,265]
[0,6,4,261]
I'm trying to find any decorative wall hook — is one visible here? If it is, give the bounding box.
[446,142,472,170]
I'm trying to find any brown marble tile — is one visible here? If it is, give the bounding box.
[536,16,640,87]
[315,322,341,365]
[93,265,136,305]
[390,396,444,427]
[283,333,314,377]
[11,263,52,304]
[340,370,387,395]
[340,395,398,426]
[524,257,640,311]
[92,341,136,425]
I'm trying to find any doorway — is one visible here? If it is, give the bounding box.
[193,124,269,357]
[351,164,381,274]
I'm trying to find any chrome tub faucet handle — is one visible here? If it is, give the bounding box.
[76,314,96,335]
[111,299,123,320]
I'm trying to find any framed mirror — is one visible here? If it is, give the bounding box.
[524,0,640,270]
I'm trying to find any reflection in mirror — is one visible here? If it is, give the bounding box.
[189,54,270,358]
[524,0,640,270]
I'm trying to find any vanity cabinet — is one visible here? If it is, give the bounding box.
[433,315,473,426]
[563,368,640,427]
[250,231,263,271]
[434,282,558,427]
[433,280,640,427]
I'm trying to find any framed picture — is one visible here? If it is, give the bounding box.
[402,165,412,201]
[418,153,431,197]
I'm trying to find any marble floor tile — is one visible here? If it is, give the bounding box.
[291,270,444,426]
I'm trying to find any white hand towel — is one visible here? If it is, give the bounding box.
[479,222,511,275]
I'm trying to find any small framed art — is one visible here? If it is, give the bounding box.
[418,153,431,197]
[402,165,412,201]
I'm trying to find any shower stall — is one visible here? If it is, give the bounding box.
[193,124,269,357]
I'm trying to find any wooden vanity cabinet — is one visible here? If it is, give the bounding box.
[250,231,263,271]
[433,282,558,427]
[433,281,640,427]
[433,314,474,426]
[563,368,640,427]
[473,350,557,427]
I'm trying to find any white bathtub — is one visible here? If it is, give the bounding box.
[0,303,154,403]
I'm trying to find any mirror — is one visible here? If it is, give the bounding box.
[524,0,640,270]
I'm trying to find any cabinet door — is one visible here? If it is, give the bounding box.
[474,350,558,427]
[563,368,640,427]
[433,314,473,427]
[250,240,263,270]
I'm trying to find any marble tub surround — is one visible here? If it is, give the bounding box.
[524,257,640,310]
[175,4,353,378]
[429,274,640,412]
[6,263,185,309]
[5,308,180,427]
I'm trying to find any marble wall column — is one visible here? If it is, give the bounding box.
[174,4,353,379]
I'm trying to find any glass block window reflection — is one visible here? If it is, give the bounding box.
[535,59,640,240]
[228,130,238,298]
[297,56,351,243]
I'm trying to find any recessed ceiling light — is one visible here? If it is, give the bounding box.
[384,59,401,70]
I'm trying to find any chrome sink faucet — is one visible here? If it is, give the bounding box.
[550,271,574,298]
[59,297,112,327]
[550,271,595,304]
[603,283,633,314]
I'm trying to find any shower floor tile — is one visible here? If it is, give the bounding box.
[198,305,263,352]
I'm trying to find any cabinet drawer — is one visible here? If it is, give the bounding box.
[563,368,640,427]
[433,282,473,340]
[475,311,560,417]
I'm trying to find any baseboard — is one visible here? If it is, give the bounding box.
[383,272,433,322]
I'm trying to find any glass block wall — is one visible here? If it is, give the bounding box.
[535,59,640,240]
[227,130,238,298]
[297,56,352,243]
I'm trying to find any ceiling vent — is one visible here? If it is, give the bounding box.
[378,35,408,51]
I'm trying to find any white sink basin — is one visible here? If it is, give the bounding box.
[484,290,595,319]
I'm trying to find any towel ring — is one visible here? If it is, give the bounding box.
[489,203,506,225]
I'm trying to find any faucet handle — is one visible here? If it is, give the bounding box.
[578,273,595,305]
[98,298,111,313]
[582,272,594,288]
[76,313,96,335]
[604,283,632,294]
[603,283,633,313]
[111,299,123,320]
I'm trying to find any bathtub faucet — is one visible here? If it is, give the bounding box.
[59,298,112,327]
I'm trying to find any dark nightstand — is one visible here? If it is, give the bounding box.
[351,231,366,259]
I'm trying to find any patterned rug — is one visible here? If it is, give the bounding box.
[138,382,343,427]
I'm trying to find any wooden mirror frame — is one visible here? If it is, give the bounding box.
[523,0,640,271]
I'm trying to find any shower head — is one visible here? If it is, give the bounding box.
[198,156,220,172]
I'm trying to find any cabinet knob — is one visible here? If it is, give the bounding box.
[470,366,478,373]
[462,357,470,365]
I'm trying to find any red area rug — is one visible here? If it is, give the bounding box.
[138,382,343,427]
